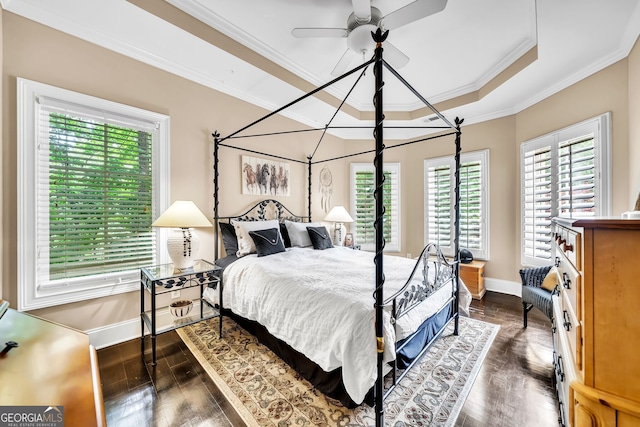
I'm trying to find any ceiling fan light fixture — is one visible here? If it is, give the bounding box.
[347,24,377,56]
[293,1,446,75]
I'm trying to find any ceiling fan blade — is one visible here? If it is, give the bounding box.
[291,28,348,38]
[351,0,371,23]
[330,49,357,76]
[382,42,410,69]
[381,0,447,30]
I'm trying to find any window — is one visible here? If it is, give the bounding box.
[521,113,611,266]
[424,150,489,260]
[17,78,170,310]
[350,163,400,252]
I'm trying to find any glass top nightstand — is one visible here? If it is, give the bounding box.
[140,259,222,366]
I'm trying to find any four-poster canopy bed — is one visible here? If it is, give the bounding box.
[208,29,466,426]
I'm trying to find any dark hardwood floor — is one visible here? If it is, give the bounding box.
[98,292,559,426]
[454,293,558,427]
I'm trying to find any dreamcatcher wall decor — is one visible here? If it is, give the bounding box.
[319,167,333,213]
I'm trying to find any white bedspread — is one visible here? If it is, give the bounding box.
[206,246,471,404]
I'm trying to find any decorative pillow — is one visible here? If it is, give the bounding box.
[540,267,559,292]
[307,226,334,250]
[232,219,280,257]
[219,222,238,256]
[279,222,292,248]
[285,220,321,247]
[249,228,286,257]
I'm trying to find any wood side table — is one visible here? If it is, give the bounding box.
[459,260,486,300]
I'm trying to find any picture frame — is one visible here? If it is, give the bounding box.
[344,233,354,247]
[241,155,290,196]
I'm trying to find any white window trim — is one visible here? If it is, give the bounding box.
[17,78,170,311]
[350,162,401,252]
[423,149,490,260]
[520,112,611,267]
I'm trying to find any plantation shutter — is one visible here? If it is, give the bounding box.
[459,161,482,250]
[522,145,553,261]
[354,170,375,244]
[36,97,158,286]
[426,164,451,246]
[352,164,400,251]
[557,136,596,218]
[425,156,485,256]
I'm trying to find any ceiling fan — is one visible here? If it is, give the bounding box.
[291,0,447,76]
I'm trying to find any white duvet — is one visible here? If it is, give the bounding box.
[206,246,471,404]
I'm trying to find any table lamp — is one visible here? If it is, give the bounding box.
[152,201,212,270]
[324,205,354,246]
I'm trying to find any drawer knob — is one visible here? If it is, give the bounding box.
[1,341,18,356]
[556,355,565,382]
[563,310,572,331]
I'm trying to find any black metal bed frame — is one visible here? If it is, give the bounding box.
[211,28,463,427]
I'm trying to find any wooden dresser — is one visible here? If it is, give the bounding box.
[459,260,486,300]
[0,301,106,426]
[552,218,640,427]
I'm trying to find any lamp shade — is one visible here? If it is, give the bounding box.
[152,201,211,270]
[324,206,354,223]
[152,201,212,228]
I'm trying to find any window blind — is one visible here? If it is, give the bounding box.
[522,146,553,261]
[351,164,400,251]
[459,161,483,250]
[424,150,488,259]
[557,136,595,218]
[426,164,451,246]
[520,113,610,266]
[36,103,156,284]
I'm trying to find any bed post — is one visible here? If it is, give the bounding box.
[307,157,312,221]
[453,117,464,335]
[373,28,387,427]
[213,131,220,261]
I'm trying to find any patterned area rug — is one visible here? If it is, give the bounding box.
[178,316,498,427]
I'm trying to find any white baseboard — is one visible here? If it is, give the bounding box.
[86,302,205,349]
[86,318,141,350]
[485,277,521,297]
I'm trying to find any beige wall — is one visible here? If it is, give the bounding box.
[2,10,639,333]
[1,12,344,330]
[629,38,640,208]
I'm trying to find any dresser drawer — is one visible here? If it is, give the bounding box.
[554,225,582,272]
[555,251,581,320]
[558,291,582,372]
[552,295,579,427]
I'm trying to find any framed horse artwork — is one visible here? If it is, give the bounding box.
[241,155,290,196]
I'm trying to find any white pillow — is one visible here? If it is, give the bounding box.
[232,219,280,257]
[285,220,321,248]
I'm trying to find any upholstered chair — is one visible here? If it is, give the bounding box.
[520,265,555,328]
